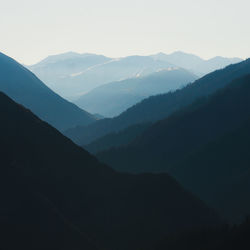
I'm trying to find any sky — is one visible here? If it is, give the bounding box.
[1,0,250,65]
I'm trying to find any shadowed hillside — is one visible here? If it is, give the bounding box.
[0,92,219,250]
[0,52,96,131]
[97,75,250,222]
[85,123,152,154]
[154,219,250,250]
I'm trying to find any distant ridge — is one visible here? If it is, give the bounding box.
[75,68,197,117]
[28,54,174,99]
[65,58,250,145]
[151,51,242,76]
[28,51,242,100]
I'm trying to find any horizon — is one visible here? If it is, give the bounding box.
[1,0,250,64]
[2,50,246,66]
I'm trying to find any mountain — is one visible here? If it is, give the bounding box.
[0,52,96,131]
[154,219,250,250]
[75,68,197,117]
[65,59,250,145]
[0,91,219,250]
[151,51,243,76]
[29,54,174,100]
[169,117,250,222]
[85,123,152,154]
[28,51,242,100]
[28,52,112,99]
[201,56,243,75]
[97,74,250,171]
[97,75,250,221]
[0,172,97,250]
[151,51,204,71]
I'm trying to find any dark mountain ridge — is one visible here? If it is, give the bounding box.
[97,74,250,172]
[0,52,96,131]
[0,91,219,250]
[97,75,250,221]
[85,123,152,154]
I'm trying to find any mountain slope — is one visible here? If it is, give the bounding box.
[0,52,96,131]
[0,174,97,250]
[29,54,175,99]
[28,52,112,99]
[154,219,250,250]
[151,52,204,72]
[65,58,250,145]
[97,75,250,221]
[0,92,219,250]
[151,51,242,76]
[85,123,152,154]
[75,68,197,117]
[97,75,250,173]
[169,117,250,222]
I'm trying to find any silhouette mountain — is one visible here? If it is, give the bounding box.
[65,59,250,145]
[0,52,96,131]
[75,68,197,117]
[0,92,219,250]
[151,51,242,76]
[29,54,175,99]
[169,117,250,222]
[97,75,250,221]
[85,123,152,154]
[154,219,250,250]
[0,173,97,250]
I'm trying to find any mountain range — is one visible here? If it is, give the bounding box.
[151,51,242,76]
[96,74,250,222]
[28,51,242,101]
[0,52,96,131]
[0,90,219,250]
[65,58,250,146]
[75,68,197,117]
[2,49,250,250]
[28,53,174,99]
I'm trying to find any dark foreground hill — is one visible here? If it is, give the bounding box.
[0,52,96,131]
[65,59,250,145]
[169,117,250,222]
[0,92,218,250]
[154,219,250,250]
[0,174,97,250]
[97,75,250,222]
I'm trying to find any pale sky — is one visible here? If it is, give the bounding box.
[1,0,250,65]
